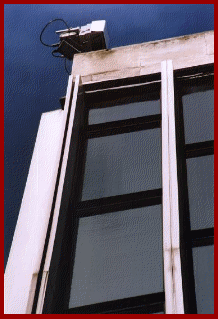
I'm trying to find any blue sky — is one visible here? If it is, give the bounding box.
[4,4,214,269]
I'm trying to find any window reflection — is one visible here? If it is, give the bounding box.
[69,205,163,308]
[182,89,214,144]
[82,128,161,201]
[89,99,160,125]
[192,245,214,314]
[186,155,214,230]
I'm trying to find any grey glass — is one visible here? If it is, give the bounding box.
[192,245,214,314]
[69,205,163,308]
[182,89,214,144]
[112,309,164,314]
[89,99,160,125]
[186,155,214,230]
[82,128,161,201]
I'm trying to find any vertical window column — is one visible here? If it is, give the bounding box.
[167,60,184,314]
[161,60,184,314]
[161,61,174,314]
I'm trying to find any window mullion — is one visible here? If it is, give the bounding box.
[161,61,174,314]
[167,60,184,314]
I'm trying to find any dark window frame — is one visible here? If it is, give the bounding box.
[41,73,166,314]
[174,63,214,314]
[32,64,214,314]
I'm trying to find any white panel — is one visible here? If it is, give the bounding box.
[161,60,174,314]
[91,20,106,32]
[167,60,184,314]
[4,109,65,314]
[91,20,109,48]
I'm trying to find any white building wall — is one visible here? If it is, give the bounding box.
[4,30,214,314]
[4,71,75,314]
[72,30,214,83]
[4,110,66,313]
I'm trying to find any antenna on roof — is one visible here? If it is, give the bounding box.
[40,19,109,75]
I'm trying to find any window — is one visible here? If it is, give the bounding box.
[174,64,214,314]
[34,64,214,314]
[41,73,165,314]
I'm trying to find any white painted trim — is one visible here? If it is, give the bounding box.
[4,109,67,314]
[26,273,38,314]
[35,271,48,314]
[36,75,81,314]
[43,74,79,272]
[167,59,184,314]
[161,61,175,314]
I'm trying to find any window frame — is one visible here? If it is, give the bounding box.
[174,63,214,314]
[32,63,214,314]
[40,73,167,314]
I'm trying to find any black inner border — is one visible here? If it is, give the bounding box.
[174,64,214,314]
[42,74,165,314]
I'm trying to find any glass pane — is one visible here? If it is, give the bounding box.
[69,205,163,308]
[89,99,160,125]
[186,155,214,230]
[192,245,214,314]
[154,312,164,314]
[182,89,214,144]
[109,309,164,314]
[82,128,161,201]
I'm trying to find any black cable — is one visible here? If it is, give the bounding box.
[64,58,71,75]
[52,50,65,58]
[40,18,73,75]
[40,18,70,47]
[52,51,71,75]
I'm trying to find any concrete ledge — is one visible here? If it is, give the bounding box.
[72,30,213,83]
[205,32,214,55]
[173,54,214,71]
[91,67,141,82]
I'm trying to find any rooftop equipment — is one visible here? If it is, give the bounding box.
[40,19,109,61]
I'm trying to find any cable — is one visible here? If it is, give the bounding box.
[40,18,70,47]
[52,50,72,75]
[40,18,73,75]
[51,50,65,58]
[52,51,71,75]
[64,58,71,75]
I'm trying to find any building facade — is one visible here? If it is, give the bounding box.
[5,30,214,314]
